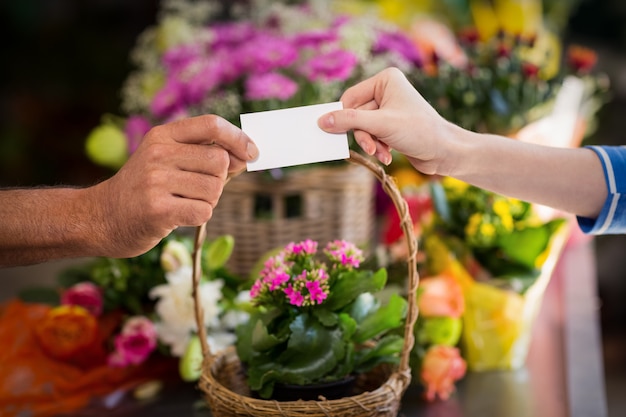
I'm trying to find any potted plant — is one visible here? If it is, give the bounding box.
[235,238,408,400]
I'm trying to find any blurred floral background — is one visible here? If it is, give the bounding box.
[2,0,626,414]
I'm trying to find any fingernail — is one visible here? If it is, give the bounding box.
[319,114,334,129]
[247,141,259,159]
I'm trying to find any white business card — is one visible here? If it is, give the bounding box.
[241,102,349,172]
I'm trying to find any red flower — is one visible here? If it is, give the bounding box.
[521,62,540,79]
[61,282,103,317]
[567,45,597,74]
[457,28,479,45]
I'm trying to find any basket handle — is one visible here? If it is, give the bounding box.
[192,150,419,376]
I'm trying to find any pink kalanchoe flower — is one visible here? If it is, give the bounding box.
[61,282,103,317]
[284,285,304,307]
[324,240,364,269]
[285,239,318,257]
[306,280,328,305]
[244,72,298,101]
[268,269,291,291]
[108,316,158,368]
[250,280,264,299]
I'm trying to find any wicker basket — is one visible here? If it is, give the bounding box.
[191,151,420,417]
[204,161,375,277]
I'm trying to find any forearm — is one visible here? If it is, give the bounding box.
[0,187,103,267]
[435,125,607,218]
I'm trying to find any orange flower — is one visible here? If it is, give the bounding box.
[420,345,467,401]
[417,274,465,318]
[35,305,99,361]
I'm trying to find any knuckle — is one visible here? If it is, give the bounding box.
[201,114,224,133]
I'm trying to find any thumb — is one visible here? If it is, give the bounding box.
[318,108,383,136]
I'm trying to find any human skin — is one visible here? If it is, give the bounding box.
[318,67,607,219]
[0,115,259,267]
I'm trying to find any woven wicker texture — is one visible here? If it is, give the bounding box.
[192,151,420,417]
[205,162,375,277]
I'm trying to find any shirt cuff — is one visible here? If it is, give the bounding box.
[576,145,626,235]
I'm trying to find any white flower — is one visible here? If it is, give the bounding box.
[220,290,251,330]
[207,331,237,353]
[149,266,224,356]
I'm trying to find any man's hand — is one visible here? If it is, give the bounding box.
[0,115,259,266]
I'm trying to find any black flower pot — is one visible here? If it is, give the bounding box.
[270,375,357,401]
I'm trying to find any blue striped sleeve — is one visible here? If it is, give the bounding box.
[577,145,626,235]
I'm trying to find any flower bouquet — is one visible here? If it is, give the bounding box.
[84,0,422,171]
[377,171,569,391]
[1,233,249,416]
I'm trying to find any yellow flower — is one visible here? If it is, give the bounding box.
[470,0,542,40]
[493,200,514,232]
[465,213,482,238]
[479,222,496,238]
[442,177,469,196]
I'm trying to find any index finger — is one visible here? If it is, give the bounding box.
[163,115,259,162]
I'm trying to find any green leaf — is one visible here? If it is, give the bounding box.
[235,317,255,362]
[324,269,387,311]
[337,313,357,342]
[497,219,564,269]
[203,235,235,271]
[354,334,404,372]
[345,293,379,324]
[353,294,407,344]
[313,308,339,326]
[247,312,346,395]
[252,318,285,351]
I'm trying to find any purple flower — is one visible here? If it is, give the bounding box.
[374,31,423,66]
[163,43,204,73]
[210,22,256,50]
[240,34,298,73]
[300,49,358,82]
[294,29,338,48]
[183,60,223,104]
[150,78,186,118]
[245,72,298,101]
[124,116,151,154]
